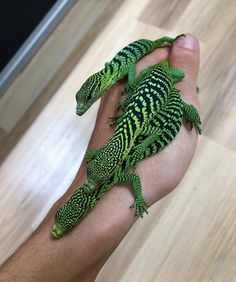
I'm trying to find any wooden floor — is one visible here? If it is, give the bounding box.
[1,0,236,281]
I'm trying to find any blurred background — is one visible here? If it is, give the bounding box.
[0,0,57,72]
[0,1,236,281]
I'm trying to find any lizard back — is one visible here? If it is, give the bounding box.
[85,64,175,191]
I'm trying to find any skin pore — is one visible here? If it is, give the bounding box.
[0,34,200,281]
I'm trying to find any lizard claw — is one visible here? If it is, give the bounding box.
[174,34,186,42]
[130,198,149,218]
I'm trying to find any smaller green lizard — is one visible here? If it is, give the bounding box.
[76,35,183,115]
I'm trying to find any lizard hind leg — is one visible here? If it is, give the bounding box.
[85,148,101,161]
[115,170,149,218]
[115,63,140,113]
[127,62,137,85]
[125,128,162,169]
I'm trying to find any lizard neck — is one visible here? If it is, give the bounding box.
[100,67,118,92]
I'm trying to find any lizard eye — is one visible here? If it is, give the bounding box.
[87,93,92,101]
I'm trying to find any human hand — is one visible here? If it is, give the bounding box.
[64,33,201,279]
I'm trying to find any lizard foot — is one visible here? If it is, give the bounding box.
[108,115,123,126]
[130,198,149,218]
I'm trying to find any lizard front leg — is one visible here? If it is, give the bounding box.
[115,170,149,218]
[125,128,162,169]
[182,102,202,134]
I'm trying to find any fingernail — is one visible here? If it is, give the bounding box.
[176,34,198,50]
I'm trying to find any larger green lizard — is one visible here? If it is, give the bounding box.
[112,63,202,168]
[82,61,185,195]
[51,63,201,239]
[76,36,182,115]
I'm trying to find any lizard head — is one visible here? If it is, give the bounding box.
[51,193,91,239]
[52,204,80,239]
[76,71,104,115]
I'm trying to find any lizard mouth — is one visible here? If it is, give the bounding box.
[51,223,65,239]
[76,103,87,115]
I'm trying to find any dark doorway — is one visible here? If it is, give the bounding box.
[0,0,57,72]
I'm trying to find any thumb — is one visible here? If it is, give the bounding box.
[169,33,200,107]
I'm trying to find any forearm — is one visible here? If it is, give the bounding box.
[0,162,138,281]
[0,123,196,282]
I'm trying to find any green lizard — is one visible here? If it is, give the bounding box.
[82,61,185,195]
[51,63,201,239]
[110,63,202,169]
[75,35,182,115]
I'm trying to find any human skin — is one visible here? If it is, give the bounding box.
[0,34,200,281]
